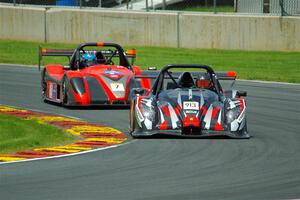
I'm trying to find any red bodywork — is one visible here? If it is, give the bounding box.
[44,64,152,106]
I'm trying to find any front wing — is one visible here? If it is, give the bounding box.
[131,129,250,139]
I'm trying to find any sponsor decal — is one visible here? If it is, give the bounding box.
[183,101,199,110]
[110,83,125,92]
[185,110,198,114]
[49,82,57,99]
[105,70,120,75]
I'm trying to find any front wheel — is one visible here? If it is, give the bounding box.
[129,100,136,133]
[61,77,69,106]
[41,69,47,102]
[231,123,250,138]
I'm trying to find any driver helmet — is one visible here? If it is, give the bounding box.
[82,53,96,67]
[196,75,211,89]
[177,72,195,88]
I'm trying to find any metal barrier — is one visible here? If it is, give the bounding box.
[0,0,232,13]
[237,0,300,16]
[0,0,299,16]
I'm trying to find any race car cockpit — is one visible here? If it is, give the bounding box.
[80,52,97,68]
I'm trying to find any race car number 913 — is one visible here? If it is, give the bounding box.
[183,101,199,110]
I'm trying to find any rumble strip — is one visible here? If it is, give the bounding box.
[0,105,127,163]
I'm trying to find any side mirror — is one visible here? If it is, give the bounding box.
[63,65,70,70]
[236,91,247,97]
[148,66,157,70]
[132,88,146,96]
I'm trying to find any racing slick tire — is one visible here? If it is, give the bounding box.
[129,100,136,133]
[41,68,47,102]
[61,76,70,107]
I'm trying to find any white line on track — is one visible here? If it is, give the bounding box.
[238,79,300,86]
[0,140,136,166]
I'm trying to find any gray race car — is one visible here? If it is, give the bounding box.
[130,64,249,138]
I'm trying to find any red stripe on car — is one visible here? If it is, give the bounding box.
[161,105,170,118]
[160,121,168,130]
[211,107,220,119]
[215,121,224,131]
[183,115,191,127]
[192,115,200,127]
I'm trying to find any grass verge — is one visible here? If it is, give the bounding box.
[0,40,299,83]
[0,113,77,154]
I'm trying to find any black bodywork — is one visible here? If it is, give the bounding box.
[130,64,249,138]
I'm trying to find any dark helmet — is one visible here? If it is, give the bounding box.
[95,51,106,64]
[177,72,195,88]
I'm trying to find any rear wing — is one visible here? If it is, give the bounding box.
[38,46,137,71]
[135,70,237,80]
[38,47,74,71]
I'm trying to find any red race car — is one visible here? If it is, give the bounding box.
[39,42,153,106]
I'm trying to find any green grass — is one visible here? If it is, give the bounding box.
[0,114,77,154]
[0,39,299,83]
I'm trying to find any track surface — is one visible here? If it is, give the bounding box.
[0,65,299,200]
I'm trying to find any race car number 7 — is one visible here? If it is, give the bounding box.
[183,101,199,110]
[111,83,125,92]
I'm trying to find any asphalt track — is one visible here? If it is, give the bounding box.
[0,65,299,200]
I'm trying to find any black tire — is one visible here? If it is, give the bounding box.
[61,76,69,106]
[129,100,135,133]
[41,68,47,102]
[231,123,250,138]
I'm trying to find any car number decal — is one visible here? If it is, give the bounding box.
[183,101,199,110]
[111,83,125,92]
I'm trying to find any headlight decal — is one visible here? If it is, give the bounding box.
[226,107,240,124]
[140,101,155,122]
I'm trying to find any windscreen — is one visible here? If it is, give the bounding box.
[80,46,129,67]
[160,68,215,91]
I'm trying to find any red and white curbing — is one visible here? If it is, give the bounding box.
[0,105,128,163]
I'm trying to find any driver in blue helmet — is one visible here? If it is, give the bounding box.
[81,52,97,68]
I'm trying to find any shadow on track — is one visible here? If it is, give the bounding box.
[132,134,251,140]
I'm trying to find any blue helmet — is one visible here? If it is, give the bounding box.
[82,53,96,61]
